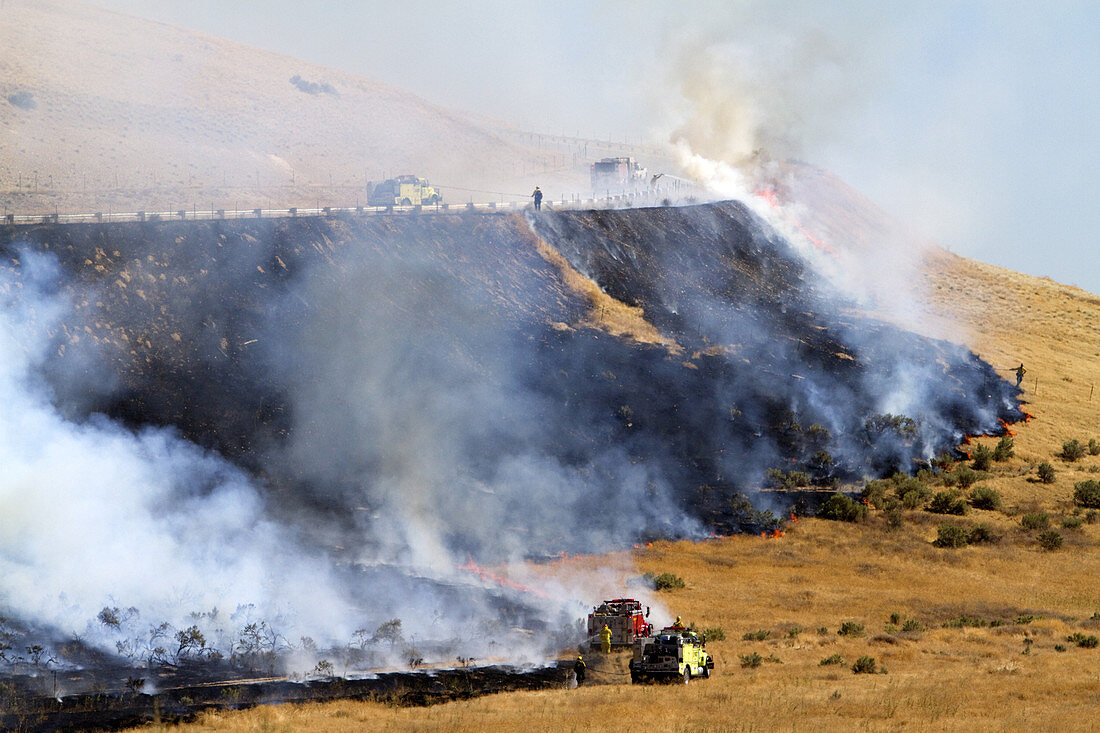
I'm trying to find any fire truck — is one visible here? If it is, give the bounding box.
[586,598,652,648]
[590,157,647,194]
[628,625,714,684]
[367,175,442,206]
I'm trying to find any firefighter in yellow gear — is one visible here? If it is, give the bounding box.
[600,623,612,653]
[574,655,586,685]
[671,616,686,630]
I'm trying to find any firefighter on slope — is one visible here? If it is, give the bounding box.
[574,654,586,685]
[600,623,612,653]
[1015,363,1026,388]
[531,186,543,211]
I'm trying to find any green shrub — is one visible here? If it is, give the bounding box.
[941,472,958,488]
[740,652,763,668]
[837,621,865,637]
[786,627,802,638]
[885,506,904,530]
[1067,633,1099,648]
[1055,644,1067,652]
[944,616,988,629]
[932,452,955,470]
[955,467,980,490]
[1073,480,1100,508]
[818,493,868,522]
[653,572,685,591]
[818,653,844,666]
[1086,510,1100,525]
[1062,516,1084,530]
[1037,462,1056,484]
[971,444,993,471]
[861,480,889,509]
[993,436,1015,462]
[933,523,971,548]
[1020,513,1050,531]
[742,629,770,641]
[702,627,725,641]
[1089,439,1100,456]
[929,491,968,516]
[1062,439,1086,462]
[1037,530,1063,551]
[901,489,926,509]
[766,468,811,490]
[969,486,1001,511]
[851,656,878,674]
[901,619,923,633]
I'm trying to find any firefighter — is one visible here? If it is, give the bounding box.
[531,186,543,211]
[574,654,586,685]
[671,616,686,630]
[600,623,612,653]
[1015,363,1026,388]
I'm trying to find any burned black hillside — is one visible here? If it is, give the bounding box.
[1,202,1021,553]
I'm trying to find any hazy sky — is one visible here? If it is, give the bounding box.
[92,0,1099,294]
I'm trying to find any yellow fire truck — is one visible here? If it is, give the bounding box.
[628,625,714,683]
[368,175,442,206]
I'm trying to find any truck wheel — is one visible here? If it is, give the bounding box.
[682,668,691,684]
[702,665,710,679]
[401,198,412,206]
[630,671,640,684]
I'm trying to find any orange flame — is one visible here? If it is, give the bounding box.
[459,556,549,599]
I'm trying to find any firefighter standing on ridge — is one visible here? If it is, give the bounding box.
[531,186,543,211]
[1015,363,1026,388]
[600,623,612,653]
[573,654,586,685]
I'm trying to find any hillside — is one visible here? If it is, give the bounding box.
[0,0,615,215]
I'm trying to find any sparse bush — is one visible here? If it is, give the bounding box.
[929,491,968,516]
[944,616,988,629]
[861,480,889,509]
[653,572,686,591]
[901,619,923,633]
[838,621,865,638]
[885,506,904,530]
[1062,439,1086,462]
[1086,510,1100,524]
[818,493,868,522]
[1021,513,1050,531]
[702,627,725,641]
[932,452,955,471]
[933,523,971,548]
[971,444,993,471]
[1037,462,1056,484]
[1037,530,1063,551]
[967,523,998,544]
[901,489,926,509]
[819,654,844,666]
[1073,480,1100,508]
[969,486,1001,511]
[851,656,878,674]
[1067,633,1099,648]
[993,436,1015,462]
[740,652,763,669]
[766,468,811,490]
[786,627,802,638]
[1090,438,1100,456]
[742,629,770,641]
[1055,644,1067,652]
[1062,516,1084,530]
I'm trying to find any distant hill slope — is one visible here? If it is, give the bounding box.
[0,0,582,213]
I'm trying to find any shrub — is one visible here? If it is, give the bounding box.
[1073,480,1100,508]
[901,489,927,509]
[1037,462,1056,484]
[818,493,868,522]
[1067,633,1099,648]
[1090,439,1100,456]
[885,506,904,530]
[766,468,810,489]
[1087,510,1100,524]
[786,627,802,638]
[1062,440,1086,462]
[837,621,865,637]
[929,491,968,515]
[944,616,988,629]
[702,627,725,641]
[740,652,763,669]
[6,91,36,110]
[742,629,770,641]
[653,573,685,591]
[954,467,980,490]
[819,654,844,666]
[861,480,889,509]
[901,619,923,633]
[1062,516,1084,530]
[993,436,1015,462]
[967,523,998,544]
[969,486,1001,511]
[933,523,971,548]
[1037,530,1063,551]
[851,656,878,674]
[1021,513,1050,531]
[1055,644,1067,652]
[971,444,993,471]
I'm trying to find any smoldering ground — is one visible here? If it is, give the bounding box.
[0,203,1018,679]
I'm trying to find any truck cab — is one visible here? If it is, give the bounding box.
[368,175,442,207]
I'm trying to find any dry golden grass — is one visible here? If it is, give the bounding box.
[137,251,1100,731]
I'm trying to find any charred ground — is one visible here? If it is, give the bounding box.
[2,201,1020,547]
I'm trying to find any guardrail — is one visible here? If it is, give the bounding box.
[1,192,668,226]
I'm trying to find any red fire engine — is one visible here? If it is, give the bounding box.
[586,598,652,648]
